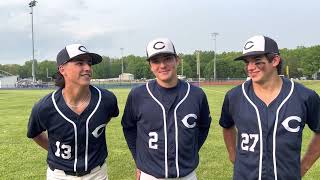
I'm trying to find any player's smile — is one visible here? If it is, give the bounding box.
[80,73,91,78]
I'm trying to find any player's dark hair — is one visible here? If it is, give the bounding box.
[55,72,65,88]
[266,53,282,75]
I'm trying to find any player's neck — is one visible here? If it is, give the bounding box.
[253,75,282,91]
[63,84,91,104]
[253,75,283,106]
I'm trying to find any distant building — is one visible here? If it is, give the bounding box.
[119,73,134,81]
[0,76,19,88]
[177,75,186,80]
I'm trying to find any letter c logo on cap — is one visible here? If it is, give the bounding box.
[244,41,254,50]
[78,46,88,53]
[153,41,165,50]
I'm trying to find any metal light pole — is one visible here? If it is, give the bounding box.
[181,58,184,76]
[211,32,219,81]
[196,51,200,87]
[120,48,124,75]
[29,0,37,82]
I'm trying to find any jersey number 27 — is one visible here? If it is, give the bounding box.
[240,133,259,152]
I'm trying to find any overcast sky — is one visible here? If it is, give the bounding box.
[1,0,319,65]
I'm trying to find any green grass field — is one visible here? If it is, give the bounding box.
[0,80,319,180]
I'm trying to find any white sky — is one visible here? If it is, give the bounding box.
[1,0,319,64]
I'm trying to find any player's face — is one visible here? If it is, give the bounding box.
[244,55,279,84]
[149,54,179,86]
[59,54,93,87]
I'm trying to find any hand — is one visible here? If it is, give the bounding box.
[229,153,235,164]
[136,168,141,180]
[300,163,309,177]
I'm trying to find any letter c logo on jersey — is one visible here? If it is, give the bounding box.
[181,114,197,128]
[92,124,106,138]
[281,116,302,133]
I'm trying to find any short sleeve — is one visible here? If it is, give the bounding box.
[27,103,46,138]
[121,90,137,128]
[219,92,235,128]
[306,91,320,133]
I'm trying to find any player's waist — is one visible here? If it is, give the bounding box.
[48,161,105,177]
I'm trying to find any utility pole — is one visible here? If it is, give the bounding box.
[47,68,52,81]
[211,32,219,81]
[196,51,200,87]
[181,58,184,76]
[29,0,37,82]
[120,48,124,84]
[120,48,124,75]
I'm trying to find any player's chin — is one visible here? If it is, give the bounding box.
[157,73,172,81]
[79,79,91,86]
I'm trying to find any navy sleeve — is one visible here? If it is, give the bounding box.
[111,92,119,118]
[219,92,235,128]
[27,103,46,138]
[198,92,212,150]
[121,90,137,161]
[306,91,320,133]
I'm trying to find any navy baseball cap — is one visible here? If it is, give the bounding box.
[234,35,280,61]
[146,38,177,60]
[56,44,102,67]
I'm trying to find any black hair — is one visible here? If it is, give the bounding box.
[54,72,65,88]
[266,53,282,75]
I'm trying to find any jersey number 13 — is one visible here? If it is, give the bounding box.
[55,141,71,159]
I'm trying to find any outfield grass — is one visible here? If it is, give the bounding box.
[0,81,319,180]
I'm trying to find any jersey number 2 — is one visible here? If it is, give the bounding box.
[241,133,258,152]
[55,141,71,159]
[149,132,158,149]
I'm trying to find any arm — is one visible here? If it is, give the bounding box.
[302,91,320,176]
[198,93,212,150]
[223,126,237,164]
[121,91,138,160]
[123,127,137,159]
[219,92,236,163]
[32,131,49,150]
[301,133,320,176]
[136,168,141,180]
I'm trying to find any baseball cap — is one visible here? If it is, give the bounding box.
[234,35,280,61]
[56,44,102,67]
[146,38,177,60]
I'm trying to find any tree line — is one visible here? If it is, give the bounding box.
[1,45,319,81]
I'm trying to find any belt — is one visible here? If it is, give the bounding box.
[49,161,104,177]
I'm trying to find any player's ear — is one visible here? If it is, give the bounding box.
[58,65,65,75]
[272,55,281,67]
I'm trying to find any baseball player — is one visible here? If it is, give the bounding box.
[121,38,212,180]
[27,44,119,180]
[219,35,320,180]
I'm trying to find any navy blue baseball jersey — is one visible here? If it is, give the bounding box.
[27,85,119,173]
[219,78,320,180]
[122,80,211,178]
